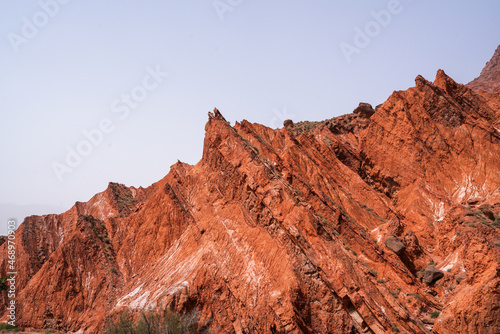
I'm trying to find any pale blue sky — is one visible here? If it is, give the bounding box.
[1,0,499,233]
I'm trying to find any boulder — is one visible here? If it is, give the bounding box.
[283,119,294,128]
[454,272,467,283]
[384,237,406,256]
[423,266,444,285]
[421,316,436,325]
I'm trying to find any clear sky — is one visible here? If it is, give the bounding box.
[1,0,499,234]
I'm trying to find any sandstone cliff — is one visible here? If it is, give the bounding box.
[1,48,500,334]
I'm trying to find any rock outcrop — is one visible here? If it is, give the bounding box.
[1,46,500,334]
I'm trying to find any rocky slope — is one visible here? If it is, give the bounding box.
[1,48,500,333]
[467,44,500,93]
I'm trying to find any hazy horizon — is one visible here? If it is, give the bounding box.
[1,0,499,234]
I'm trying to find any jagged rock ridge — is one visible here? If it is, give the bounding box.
[1,47,500,334]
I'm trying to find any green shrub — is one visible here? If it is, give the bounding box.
[360,204,373,212]
[377,279,386,284]
[392,325,400,333]
[104,309,202,334]
[0,323,19,331]
[430,311,440,318]
[390,288,400,298]
[473,211,483,218]
[493,216,500,228]
[0,275,12,291]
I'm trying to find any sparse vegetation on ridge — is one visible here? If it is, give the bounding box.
[289,120,322,136]
[0,323,19,332]
[81,214,114,261]
[109,182,138,217]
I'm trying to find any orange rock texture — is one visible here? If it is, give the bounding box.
[1,47,500,333]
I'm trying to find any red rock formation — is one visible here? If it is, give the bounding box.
[1,47,500,333]
[468,45,500,93]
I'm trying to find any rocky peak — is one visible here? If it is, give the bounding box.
[208,107,227,122]
[415,74,430,88]
[467,44,500,93]
[433,69,460,93]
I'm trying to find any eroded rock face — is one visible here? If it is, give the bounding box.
[1,47,500,334]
